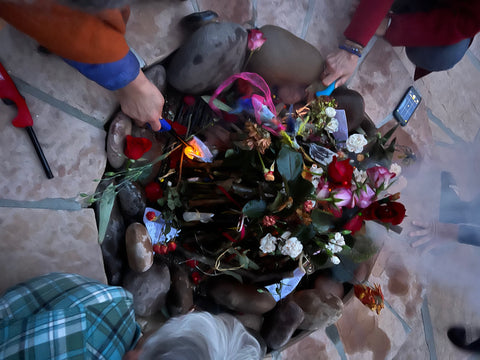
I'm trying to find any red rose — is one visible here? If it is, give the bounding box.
[247,29,266,51]
[363,201,406,225]
[343,215,364,234]
[124,135,152,160]
[328,156,353,188]
[145,182,163,202]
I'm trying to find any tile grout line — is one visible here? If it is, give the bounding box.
[421,297,438,360]
[11,75,106,130]
[0,198,82,211]
[426,108,464,144]
[300,0,316,40]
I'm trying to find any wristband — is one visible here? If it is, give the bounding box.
[339,44,362,58]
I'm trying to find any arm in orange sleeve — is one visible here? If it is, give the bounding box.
[0,0,130,64]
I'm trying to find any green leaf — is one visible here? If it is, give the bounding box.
[311,209,334,234]
[201,95,233,113]
[242,200,267,218]
[287,177,314,204]
[277,146,303,182]
[97,184,116,245]
[79,193,89,197]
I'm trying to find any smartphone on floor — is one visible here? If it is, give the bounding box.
[393,86,421,126]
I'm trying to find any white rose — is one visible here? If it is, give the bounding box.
[346,134,368,154]
[259,233,277,253]
[331,255,340,265]
[280,237,303,258]
[325,118,339,133]
[325,107,336,118]
[389,163,402,177]
[353,168,367,183]
[332,232,345,246]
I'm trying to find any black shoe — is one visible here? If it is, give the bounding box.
[447,327,480,353]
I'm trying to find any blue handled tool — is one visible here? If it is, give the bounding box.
[148,119,190,148]
[315,80,336,97]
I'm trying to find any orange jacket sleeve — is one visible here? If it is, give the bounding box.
[0,0,130,64]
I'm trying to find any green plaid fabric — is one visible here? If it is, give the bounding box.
[0,273,141,360]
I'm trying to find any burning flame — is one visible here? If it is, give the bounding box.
[183,136,213,163]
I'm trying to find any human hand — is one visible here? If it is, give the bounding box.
[409,220,459,253]
[321,49,359,87]
[114,70,165,131]
[375,17,390,37]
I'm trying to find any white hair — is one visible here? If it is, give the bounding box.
[139,312,263,360]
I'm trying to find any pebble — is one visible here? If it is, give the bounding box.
[117,181,147,223]
[107,112,132,169]
[125,222,153,273]
[167,264,194,316]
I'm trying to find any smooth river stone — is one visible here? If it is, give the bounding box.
[292,289,344,331]
[123,263,171,317]
[167,264,194,316]
[125,222,153,273]
[107,112,132,169]
[261,300,305,350]
[167,22,248,94]
[144,64,167,94]
[117,181,147,224]
[206,277,276,315]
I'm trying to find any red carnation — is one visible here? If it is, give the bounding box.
[328,156,353,188]
[363,200,406,226]
[124,135,152,160]
[145,182,163,202]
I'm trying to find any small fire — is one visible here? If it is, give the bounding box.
[183,136,213,163]
[354,283,384,314]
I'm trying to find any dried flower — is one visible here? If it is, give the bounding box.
[346,134,368,154]
[354,283,384,314]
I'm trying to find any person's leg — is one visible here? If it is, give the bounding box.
[405,38,471,72]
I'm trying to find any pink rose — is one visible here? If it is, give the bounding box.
[367,166,395,188]
[354,184,375,208]
[247,29,266,51]
[332,188,353,208]
[316,177,330,200]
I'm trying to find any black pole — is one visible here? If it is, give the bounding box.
[25,126,54,179]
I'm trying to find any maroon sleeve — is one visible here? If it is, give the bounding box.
[343,0,395,47]
[384,3,480,47]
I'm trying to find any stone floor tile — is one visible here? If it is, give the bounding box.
[468,33,480,61]
[126,1,194,66]
[255,0,309,37]
[280,329,341,360]
[303,0,358,57]
[336,292,409,360]
[392,307,429,360]
[0,208,106,294]
[197,0,253,26]
[0,94,106,201]
[414,54,480,143]
[348,38,413,126]
[0,26,117,126]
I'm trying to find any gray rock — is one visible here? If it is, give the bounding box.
[125,222,153,273]
[235,313,264,332]
[292,289,343,331]
[207,277,276,315]
[261,301,305,350]
[123,263,171,317]
[107,112,132,169]
[117,181,146,222]
[314,273,345,299]
[167,22,248,94]
[167,264,194,316]
[144,64,167,94]
[96,180,127,286]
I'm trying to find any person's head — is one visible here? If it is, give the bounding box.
[138,312,263,360]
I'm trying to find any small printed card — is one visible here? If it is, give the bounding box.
[143,207,180,244]
[265,267,306,302]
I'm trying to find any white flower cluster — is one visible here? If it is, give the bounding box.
[325,107,337,118]
[310,164,323,189]
[353,168,367,183]
[346,134,368,154]
[325,118,339,133]
[326,233,345,265]
[259,231,303,259]
[389,162,402,176]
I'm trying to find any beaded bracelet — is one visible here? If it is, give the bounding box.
[339,44,362,58]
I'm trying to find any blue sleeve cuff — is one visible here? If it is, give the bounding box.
[63,50,140,91]
[458,225,480,247]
